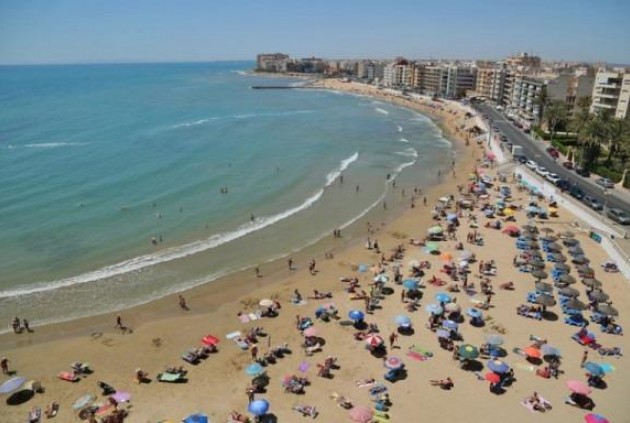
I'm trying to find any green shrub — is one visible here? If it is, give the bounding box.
[593,166,622,182]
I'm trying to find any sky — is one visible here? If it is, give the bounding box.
[1,0,629,65]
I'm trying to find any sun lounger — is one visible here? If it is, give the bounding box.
[517,309,542,320]
[232,337,249,350]
[598,347,622,357]
[304,343,322,356]
[57,371,79,382]
[157,372,185,383]
[600,324,623,335]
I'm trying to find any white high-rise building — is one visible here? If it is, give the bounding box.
[590,69,630,119]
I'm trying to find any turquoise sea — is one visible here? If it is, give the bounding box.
[0,62,455,330]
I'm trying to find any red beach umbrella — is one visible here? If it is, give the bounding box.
[485,372,501,383]
[201,335,220,346]
[566,380,592,396]
[364,334,384,347]
[349,405,373,423]
[522,346,541,359]
[303,326,319,338]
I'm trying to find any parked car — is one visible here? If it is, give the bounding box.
[525,160,537,170]
[546,147,559,159]
[535,166,550,177]
[582,195,603,211]
[562,161,574,170]
[523,128,531,134]
[556,179,570,191]
[575,166,590,177]
[545,173,561,184]
[515,155,527,164]
[569,185,585,200]
[607,208,630,225]
[500,134,508,142]
[596,177,615,189]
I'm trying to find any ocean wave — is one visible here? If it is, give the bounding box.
[398,138,409,143]
[395,159,416,173]
[16,142,89,149]
[170,110,313,129]
[375,108,389,115]
[325,152,359,186]
[395,148,418,159]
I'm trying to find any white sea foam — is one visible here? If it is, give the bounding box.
[397,125,403,132]
[21,142,88,149]
[394,159,416,173]
[395,148,418,159]
[325,152,359,186]
[375,108,389,115]
[170,110,312,129]
[399,138,409,143]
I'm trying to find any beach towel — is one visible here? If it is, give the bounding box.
[515,363,536,372]
[409,345,434,357]
[521,396,551,413]
[158,372,183,383]
[225,331,241,340]
[248,312,261,321]
[238,314,250,323]
[299,361,310,373]
[355,379,376,388]
[407,351,429,361]
[58,371,78,382]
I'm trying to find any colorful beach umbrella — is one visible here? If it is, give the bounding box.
[303,326,319,337]
[364,334,384,347]
[248,399,270,416]
[349,405,373,423]
[440,252,453,261]
[425,303,444,315]
[348,310,365,321]
[384,356,404,370]
[485,335,504,346]
[458,344,480,359]
[395,315,412,327]
[585,414,609,423]
[436,329,450,339]
[425,242,439,253]
[584,362,604,377]
[487,359,509,374]
[0,377,26,395]
[183,414,208,423]
[522,346,542,359]
[444,302,460,313]
[466,308,482,318]
[541,344,561,357]
[599,363,615,374]
[373,274,389,283]
[201,334,220,346]
[443,320,458,330]
[245,363,264,376]
[110,391,131,403]
[435,292,452,303]
[403,279,418,290]
[428,226,443,235]
[566,380,591,395]
[485,372,501,383]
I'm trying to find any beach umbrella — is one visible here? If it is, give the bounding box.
[183,414,208,423]
[532,270,548,280]
[562,231,575,238]
[564,238,579,246]
[440,252,453,262]
[565,298,587,310]
[447,213,458,221]
[572,256,589,265]
[407,260,420,269]
[541,236,557,242]
[436,329,450,339]
[485,335,504,346]
[303,326,319,337]
[259,298,274,308]
[358,264,368,272]
[546,243,562,252]
[503,224,519,234]
[534,294,556,307]
[485,372,501,383]
[403,279,418,291]
[596,304,619,316]
[444,302,461,313]
[425,242,439,253]
[466,308,483,320]
[559,287,580,297]
[559,274,576,285]
[460,250,473,260]
[522,223,537,231]
[458,344,480,359]
[248,399,270,416]
[435,292,452,303]
[72,393,96,410]
[522,346,542,359]
[201,335,220,346]
[443,320,458,330]
[425,303,444,315]
[541,344,561,357]
[530,260,546,269]
[373,274,389,283]
[585,414,609,423]
[526,250,543,258]
[348,310,364,322]
[569,245,584,253]
[503,208,515,216]
[364,334,384,348]
[384,356,404,370]
[550,253,567,262]
[349,405,373,423]
[599,363,615,374]
[584,362,604,377]
[487,359,510,374]
[526,205,539,214]
[428,226,444,235]
[535,282,553,293]
[554,263,570,271]
[582,279,602,288]
[395,315,412,327]
[110,391,131,403]
[577,265,594,274]
[0,377,26,395]
[566,380,592,396]
[589,290,609,302]
[245,363,264,376]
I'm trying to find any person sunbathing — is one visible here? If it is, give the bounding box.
[446,283,460,293]
[229,411,249,422]
[499,281,514,290]
[430,377,454,390]
[44,402,59,418]
[134,368,148,383]
[164,365,185,375]
[525,392,547,412]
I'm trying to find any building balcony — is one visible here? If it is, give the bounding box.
[592,102,616,110]
[597,82,620,89]
[594,92,619,99]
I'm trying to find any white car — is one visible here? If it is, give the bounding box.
[545,173,561,184]
[525,160,537,170]
[535,166,550,177]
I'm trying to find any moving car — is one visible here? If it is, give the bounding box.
[545,173,561,184]
[607,208,630,225]
[525,160,537,170]
[562,161,574,170]
[582,195,603,211]
[596,177,615,189]
[546,147,559,159]
[535,166,550,177]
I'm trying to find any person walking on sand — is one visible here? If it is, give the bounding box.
[251,345,258,362]
[1,357,9,374]
[288,258,294,270]
[178,295,188,311]
[246,384,255,403]
[581,350,588,368]
[22,318,33,333]
[389,332,398,349]
[115,315,124,332]
[255,266,261,278]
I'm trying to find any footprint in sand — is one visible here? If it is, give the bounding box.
[90,332,103,340]
[101,338,116,347]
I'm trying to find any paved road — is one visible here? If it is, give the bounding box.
[476,103,630,218]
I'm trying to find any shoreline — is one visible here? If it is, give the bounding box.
[0,80,473,349]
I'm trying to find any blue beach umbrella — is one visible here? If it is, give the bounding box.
[446,213,458,221]
[485,335,504,346]
[425,303,443,315]
[599,363,615,374]
[183,414,208,423]
[403,279,418,290]
[358,264,368,272]
[373,274,389,283]
[395,315,412,327]
[348,310,364,322]
[466,308,482,318]
[584,362,604,377]
[487,359,510,374]
[248,399,270,416]
[435,292,452,303]
[443,320,458,330]
[541,344,561,357]
[245,363,264,376]
[0,377,26,394]
[436,329,450,339]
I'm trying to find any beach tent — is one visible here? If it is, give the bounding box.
[183,414,208,423]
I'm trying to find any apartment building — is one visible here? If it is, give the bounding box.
[546,73,594,116]
[383,59,414,87]
[256,53,290,72]
[510,76,546,123]
[590,69,630,119]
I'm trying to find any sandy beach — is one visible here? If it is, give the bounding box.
[1,80,629,423]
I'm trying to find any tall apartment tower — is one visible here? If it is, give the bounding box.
[590,69,630,119]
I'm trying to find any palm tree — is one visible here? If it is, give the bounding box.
[543,100,569,142]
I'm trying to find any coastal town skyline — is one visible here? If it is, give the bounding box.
[1,0,630,65]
